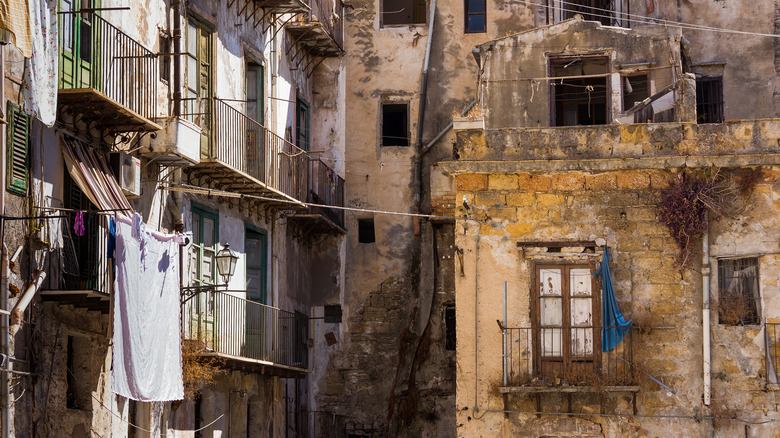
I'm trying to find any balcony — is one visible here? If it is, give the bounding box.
[285,0,344,60]
[182,288,308,377]
[40,212,111,313]
[288,158,345,234]
[500,325,638,413]
[183,98,308,208]
[58,12,160,133]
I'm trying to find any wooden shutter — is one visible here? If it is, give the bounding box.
[6,102,30,195]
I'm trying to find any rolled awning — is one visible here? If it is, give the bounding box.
[60,135,133,212]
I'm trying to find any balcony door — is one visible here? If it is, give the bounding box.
[244,228,267,360]
[189,205,218,347]
[59,0,101,90]
[186,17,213,158]
[245,61,264,178]
[534,264,600,382]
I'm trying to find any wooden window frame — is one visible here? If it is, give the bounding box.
[717,257,760,326]
[696,76,724,124]
[245,225,268,304]
[464,0,487,33]
[530,262,601,380]
[190,203,219,287]
[296,94,310,151]
[381,0,427,27]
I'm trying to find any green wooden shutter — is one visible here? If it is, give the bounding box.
[6,102,30,195]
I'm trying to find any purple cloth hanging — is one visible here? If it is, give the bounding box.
[74,211,85,236]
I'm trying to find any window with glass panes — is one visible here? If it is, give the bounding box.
[185,17,213,157]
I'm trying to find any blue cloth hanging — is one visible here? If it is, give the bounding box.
[593,247,631,352]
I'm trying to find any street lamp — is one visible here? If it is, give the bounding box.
[215,243,238,286]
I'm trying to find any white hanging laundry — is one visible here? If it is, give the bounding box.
[111,214,184,402]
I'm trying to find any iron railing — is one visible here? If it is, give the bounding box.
[502,326,635,387]
[766,323,780,384]
[306,158,345,228]
[183,98,308,202]
[58,12,157,119]
[182,288,309,371]
[295,0,344,49]
[50,212,111,294]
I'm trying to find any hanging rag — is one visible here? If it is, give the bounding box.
[111,214,183,402]
[74,212,85,237]
[0,0,32,58]
[107,217,116,259]
[593,247,632,352]
[21,0,57,126]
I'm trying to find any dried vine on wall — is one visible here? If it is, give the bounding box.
[657,168,761,267]
[182,338,224,400]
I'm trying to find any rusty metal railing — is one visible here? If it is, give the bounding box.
[52,212,111,295]
[183,98,308,202]
[182,288,309,371]
[58,12,157,120]
[502,325,635,387]
[295,0,344,49]
[306,159,344,228]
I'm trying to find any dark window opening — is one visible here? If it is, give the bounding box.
[66,335,92,410]
[194,394,203,438]
[159,32,172,83]
[381,103,409,146]
[565,0,614,26]
[718,258,760,326]
[622,74,649,111]
[465,0,486,33]
[382,0,427,26]
[358,218,376,243]
[551,56,609,126]
[445,305,456,351]
[696,76,724,124]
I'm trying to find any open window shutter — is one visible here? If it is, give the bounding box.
[6,102,30,195]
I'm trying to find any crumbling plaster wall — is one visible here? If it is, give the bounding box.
[478,19,680,129]
[657,0,780,119]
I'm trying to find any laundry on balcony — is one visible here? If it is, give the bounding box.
[593,247,632,352]
[0,0,32,57]
[111,213,186,402]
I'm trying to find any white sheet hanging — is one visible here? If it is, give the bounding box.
[111,213,184,401]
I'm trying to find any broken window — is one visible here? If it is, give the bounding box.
[535,264,598,380]
[538,0,628,27]
[381,0,427,26]
[550,56,609,126]
[358,218,376,243]
[381,103,409,146]
[718,257,760,325]
[445,305,456,351]
[696,76,724,124]
[465,0,486,33]
[159,32,172,83]
[622,74,649,112]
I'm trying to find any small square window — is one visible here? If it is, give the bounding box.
[718,257,760,325]
[358,218,376,243]
[381,103,409,146]
[382,0,427,26]
[465,0,486,33]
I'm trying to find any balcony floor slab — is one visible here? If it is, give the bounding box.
[58,88,161,133]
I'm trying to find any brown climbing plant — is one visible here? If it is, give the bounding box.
[657,167,761,267]
[181,337,224,400]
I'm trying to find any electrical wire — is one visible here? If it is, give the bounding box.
[473,407,778,424]
[158,182,484,223]
[518,0,780,38]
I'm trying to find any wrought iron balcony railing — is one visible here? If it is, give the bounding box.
[501,325,636,389]
[183,98,308,204]
[58,11,158,124]
[306,158,345,227]
[182,288,309,372]
[300,0,344,49]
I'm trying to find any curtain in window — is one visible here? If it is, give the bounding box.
[593,247,631,351]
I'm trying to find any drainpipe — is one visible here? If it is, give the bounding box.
[172,0,182,117]
[414,0,436,150]
[502,281,507,387]
[9,271,46,335]
[702,212,711,406]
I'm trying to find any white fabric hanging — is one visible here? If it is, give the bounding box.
[22,0,57,126]
[111,213,184,401]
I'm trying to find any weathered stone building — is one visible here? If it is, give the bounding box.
[0,0,345,436]
[324,0,780,437]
